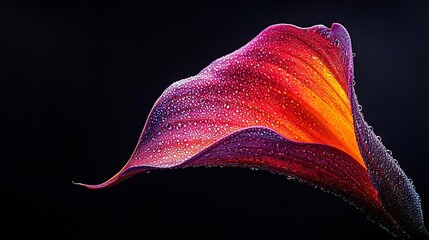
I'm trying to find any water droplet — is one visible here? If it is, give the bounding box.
[387,149,392,156]
[358,105,363,111]
[166,123,173,131]
[352,53,356,57]
[377,136,382,141]
[334,39,340,46]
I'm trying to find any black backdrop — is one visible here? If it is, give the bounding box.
[2,1,429,239]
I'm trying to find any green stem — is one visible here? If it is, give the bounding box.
[423,226,429,238]
[413,225,429,240]
[406,225,429,240]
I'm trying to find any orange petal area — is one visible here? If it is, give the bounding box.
[152,23,364,168]
[249,24,362,166]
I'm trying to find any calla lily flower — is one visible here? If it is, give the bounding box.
[76,23,428,239]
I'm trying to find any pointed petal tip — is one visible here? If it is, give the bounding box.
[73,161,152,190]
[72,170,126,190]
[72,180,113,190]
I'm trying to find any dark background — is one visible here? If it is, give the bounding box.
[2,1,429,239]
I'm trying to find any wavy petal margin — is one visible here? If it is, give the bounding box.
[75,23,428,238]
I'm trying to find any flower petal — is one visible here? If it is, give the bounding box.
[78,23,365,187]
[327,24,426,238]
[76,23,427,238]
[351,61,425,238]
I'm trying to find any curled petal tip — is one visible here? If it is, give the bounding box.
[73,167,132,190]
[72,181,92,189]
[74,160,152,189]
[72,180,114,190]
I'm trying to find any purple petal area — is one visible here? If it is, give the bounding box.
[332,23,426,237]
[117,127,391,226]
[351,90,424,238]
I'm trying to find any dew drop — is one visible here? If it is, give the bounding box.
[358,105,363,111]
[352,53,356,57]
[387,149,392,156]
[166,123,173,131]
[334,39,340,46]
